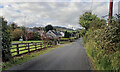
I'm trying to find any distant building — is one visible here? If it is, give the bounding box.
[46,30,64,39]
[60,32,65,37]
[26,28,34,32]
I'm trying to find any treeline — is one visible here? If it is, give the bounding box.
[64,31,80,38]
[8,23,41,41]
[79,12,120,70]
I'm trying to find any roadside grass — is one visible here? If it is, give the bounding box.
[84,42,97,70]
[2,41,72,70]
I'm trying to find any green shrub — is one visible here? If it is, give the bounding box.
[64,31,71,38]
[1,17,12,62]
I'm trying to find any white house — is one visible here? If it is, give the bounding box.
[60,32,65,37]
[46,30,64,39]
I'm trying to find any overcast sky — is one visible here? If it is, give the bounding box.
[0,0,119,29]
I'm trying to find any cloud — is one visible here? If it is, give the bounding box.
[0,2,118,29]
[1,0,119,2]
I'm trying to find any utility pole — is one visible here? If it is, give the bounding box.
[108,0,113,25]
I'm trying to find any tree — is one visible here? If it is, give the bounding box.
[11,29,24,41]
[45,25,54,32]
[33,33,41,40]
[79,12,97,30]
[33,27,40,30]
[20,26,26,33]
[1,17,12,62]
[9,22,18,31]
[64,31,71,38]
[25,32,34,40]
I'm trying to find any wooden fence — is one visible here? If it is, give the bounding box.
[10,41,54,57]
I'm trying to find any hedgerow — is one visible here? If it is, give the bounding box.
[80,13,120,70]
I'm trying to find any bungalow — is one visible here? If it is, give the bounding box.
[46,30,64,39]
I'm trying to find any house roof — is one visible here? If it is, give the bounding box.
[51,30,62,36]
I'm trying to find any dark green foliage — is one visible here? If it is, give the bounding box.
[20,26,26,33]
[72,32,76,37]
[64,31,71,38]
[33,27,40,30]
[9,23,18,31]
[45,25,54,32]
[1,17,12,62]
[33,33,41,40]
[80,29,86,37]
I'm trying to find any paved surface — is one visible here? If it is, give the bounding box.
[7,38,92,70]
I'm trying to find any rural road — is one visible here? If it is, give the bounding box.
[6,38,92,70]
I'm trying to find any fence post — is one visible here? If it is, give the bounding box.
[40,43,42,49]
[48,41,49,47]
[45,42,47,48]
[51,41,52,47]
[40,42,42,49]
[28,43,30,53]
[16,44,19,55]
[44,42,46,48]
[46,42,48,48]
[35,43,37,50]
[46,42,47,47]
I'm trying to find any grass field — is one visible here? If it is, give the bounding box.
[12,40,43,43]
[11,40,50,56]
[11,40,67,56]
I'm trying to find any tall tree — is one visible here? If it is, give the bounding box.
[9,22,18,31]
[11,29,24,41]
[1,17,12,62]
[79,12,97,30]
[64,31,71,38]
[45,25,54,32]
